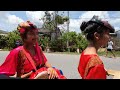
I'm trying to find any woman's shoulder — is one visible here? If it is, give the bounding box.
[13,46,23,51]
[81,51,98,58]
[10,46,23,54]
[90,55,101,61]
[88,55,103,67]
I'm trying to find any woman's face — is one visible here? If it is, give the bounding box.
[99,30,110,47]
[24,29,39,45]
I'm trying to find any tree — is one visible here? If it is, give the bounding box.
[77,33,88,52]
[41,11,69,38]
[39,11,69,52]
[0,35,8,49]
[38,35,50,51]
[61,31,78,52]
[6,30,21,50]
[61,32,88,52]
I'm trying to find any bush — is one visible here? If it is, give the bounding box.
[0,35,8,49]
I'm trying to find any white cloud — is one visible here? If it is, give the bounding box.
[114,27,120,31]
[26,11,45,27]
[57,19,80,33]
[1,11,120,33]
[80,11,109,19]
[26,11,111,33]
[109,19,120,31]
[0,11,24,31]
[26,11,55,28]
[69,19,80,32]
[67,11,111,33]
[78,11,120,31]
[6,14,24,24]
[110,19,120,25]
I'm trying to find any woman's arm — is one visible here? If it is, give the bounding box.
[44,61,52,68]
[20,71,33,78]
[86,65,106,79]
[9,71,33,78]
[38,46,58,79]
[0,49,19,76]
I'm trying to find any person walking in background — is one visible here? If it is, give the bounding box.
[105,39,116,58]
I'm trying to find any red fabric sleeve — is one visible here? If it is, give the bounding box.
[86,64,106,79]
[0,48,20,76]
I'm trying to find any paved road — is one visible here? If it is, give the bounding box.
[0,51,120,79]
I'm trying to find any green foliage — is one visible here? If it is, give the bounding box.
[55,15,69,25]
[38,35,50,51]
[49,38,65,52]
[63,16,69,22]
[6,30,21,50]
[61,31,77,52]
[0,35,8,49]
[0,30,21,50]
[0,29,88,53]
[60,32,88,52]
[0,11,88,52]
[76,33,88,52]
[44,21,55,31]
[47,31,88,52]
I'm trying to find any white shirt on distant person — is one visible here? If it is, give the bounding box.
[107,41,113,50]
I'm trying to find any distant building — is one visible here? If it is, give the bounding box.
[0,30,8,36]
[38,28,51,36]
[38,27,62,41]
[0,33,7,36]
[111,30,120,50]
[116,30,120,38]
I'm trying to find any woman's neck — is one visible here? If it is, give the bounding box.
[84,41,100,55]
[23,44,35,51]
[89,42,99,51]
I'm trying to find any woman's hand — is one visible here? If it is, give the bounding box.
[47,67,59,79]
[105,68,109,76]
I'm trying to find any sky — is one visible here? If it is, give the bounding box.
[0,11,120,33]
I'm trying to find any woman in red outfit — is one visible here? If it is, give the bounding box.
[78,16,115,79]
[0,21,66,79]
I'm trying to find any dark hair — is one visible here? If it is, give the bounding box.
[80,15,115,41]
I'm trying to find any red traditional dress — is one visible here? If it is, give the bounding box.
[0,43,66,79]
[78,51,106,79]
[0,44,47,77]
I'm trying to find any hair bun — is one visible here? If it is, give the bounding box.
[80,21,88,31]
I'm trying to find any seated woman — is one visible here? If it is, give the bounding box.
[0,21,66,79]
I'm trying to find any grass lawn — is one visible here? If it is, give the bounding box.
[98,51,120,57]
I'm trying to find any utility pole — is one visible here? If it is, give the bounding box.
[67,11,70,52]
[54,11,58,39]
